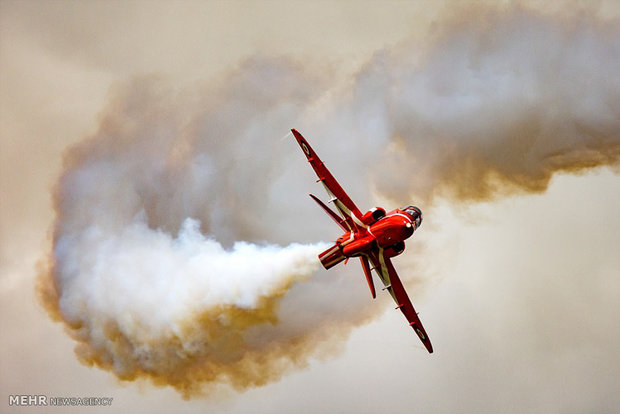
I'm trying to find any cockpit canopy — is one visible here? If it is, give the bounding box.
[403,205,422,228]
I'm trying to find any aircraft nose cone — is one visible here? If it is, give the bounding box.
[402,219,414,238]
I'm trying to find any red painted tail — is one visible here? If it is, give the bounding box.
[309,194,348,232]
[360,255,376,299]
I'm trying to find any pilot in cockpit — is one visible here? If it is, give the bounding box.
[403,205,423,228]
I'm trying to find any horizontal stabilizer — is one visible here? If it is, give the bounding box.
[360,256,376,299]
[309,194,348,232]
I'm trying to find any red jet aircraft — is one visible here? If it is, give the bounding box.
[292,129,433,353]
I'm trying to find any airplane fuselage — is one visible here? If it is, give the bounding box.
[367,211,416,248]
[319,208,420,269]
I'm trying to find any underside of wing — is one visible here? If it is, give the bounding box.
[367,248,434,353]
[291,129,365,232]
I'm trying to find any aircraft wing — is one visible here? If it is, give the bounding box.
[367,248,434,353]
[291,129,365,232]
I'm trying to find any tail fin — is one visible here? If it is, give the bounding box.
[309,194,348,231]
[360,255,376,299]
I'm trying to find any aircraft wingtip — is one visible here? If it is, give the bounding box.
[291,128,304,139]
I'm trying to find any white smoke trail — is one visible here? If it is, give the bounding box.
[56,217,325,338]
[52,212,326,393]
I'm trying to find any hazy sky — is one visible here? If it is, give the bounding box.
[1,1,619,413]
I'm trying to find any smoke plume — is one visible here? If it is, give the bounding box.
[333,6,620,204]
[39,4,619,397]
